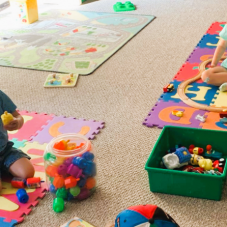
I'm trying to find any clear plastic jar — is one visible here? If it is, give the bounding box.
[44,133,96,201]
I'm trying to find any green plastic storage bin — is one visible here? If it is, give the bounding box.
[145,126,227,201]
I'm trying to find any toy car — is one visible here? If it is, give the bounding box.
[163,84,174,93]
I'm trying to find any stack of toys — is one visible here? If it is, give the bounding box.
[161,144,225,175]
[43,134,96,213]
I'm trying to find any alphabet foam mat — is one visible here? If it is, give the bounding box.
[0,111,104,227]
[0,10,155,75]
[143,22,227,131]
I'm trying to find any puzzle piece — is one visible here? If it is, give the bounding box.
[206,22,225,35]
[161,80,217,105]
[0,176,47,224]
[187,48,215,64]
[200,111,227,131]
[31,116,105,144]
[19,141,48,180]
[8,111,54,141]
[173,62,202,83]
[197,34,220,49]
[10,138,27,149]
[143,100,207,128]
[0,217,17,227]
[211,90,227,107]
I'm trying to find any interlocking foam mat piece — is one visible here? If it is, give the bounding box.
[0,10,155,75]
[143,22,227,131]
[0,111,105,226]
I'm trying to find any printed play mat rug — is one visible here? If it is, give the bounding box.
[143,22,227,131]
[0,10,155,75]
[0,111,104,227]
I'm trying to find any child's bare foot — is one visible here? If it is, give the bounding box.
[220,82,227,92]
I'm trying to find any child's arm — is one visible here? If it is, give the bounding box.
[4,110,24,131]
[211,38,227,67]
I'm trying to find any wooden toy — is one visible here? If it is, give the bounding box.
[44,73,79,88]
[163,83,174,93]
[10,0,38,24]
[177,57,227,113]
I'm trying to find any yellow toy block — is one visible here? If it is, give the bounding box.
[10,0,38,24]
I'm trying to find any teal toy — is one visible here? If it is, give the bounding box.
[53,198,64,213]
[113,1,135,12]
[204,145,222,159]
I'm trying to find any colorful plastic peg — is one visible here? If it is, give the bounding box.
[85,177,96,190]
[53,198,64,213]
[69,186,81,197]
[77,177,87,188]
[76,188,90,201]
[72,157,86,169]
[49,184,57,193]
[64,176,79,189]
[53,176,65,188]
[44,152,56,162]
[56,188,68,199]
[11,177,26,188]
[83,161,96,177]
[16,189,29,203]
[58,164,68,175]
[67,164,83,178]
[82,151,94,161]
[46,165,59,177]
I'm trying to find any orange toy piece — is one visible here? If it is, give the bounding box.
[64,176,79,189]
[66,142,77,150]
[53,176,65,188]
[85,177,96,190]
[76,142,85,149]
[46,165,59,177]
[53,157,65,166]
[53,140,70,150]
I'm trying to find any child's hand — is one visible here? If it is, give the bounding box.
[4,118,21,131]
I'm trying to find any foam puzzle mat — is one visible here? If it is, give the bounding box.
[0,111,105,226]
[143,22,227,131]
[0,10,155,75]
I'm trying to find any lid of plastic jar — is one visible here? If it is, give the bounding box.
[47,133,91,157]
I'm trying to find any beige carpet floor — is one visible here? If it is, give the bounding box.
[1,0,227,226]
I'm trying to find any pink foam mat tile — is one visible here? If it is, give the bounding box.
[0,177,47,224]
[30,115,105,144]
[8,111,54,141]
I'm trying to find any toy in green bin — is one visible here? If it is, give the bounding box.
[109,204,179,227]
[43,134,96,213]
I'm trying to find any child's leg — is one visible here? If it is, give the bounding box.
[201,66,227,86]
[9,158,34,179]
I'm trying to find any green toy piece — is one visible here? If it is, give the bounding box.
[53,198,64,213]
[113,1,135,12]
[44,152,56,162]
[56,188,68,199]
